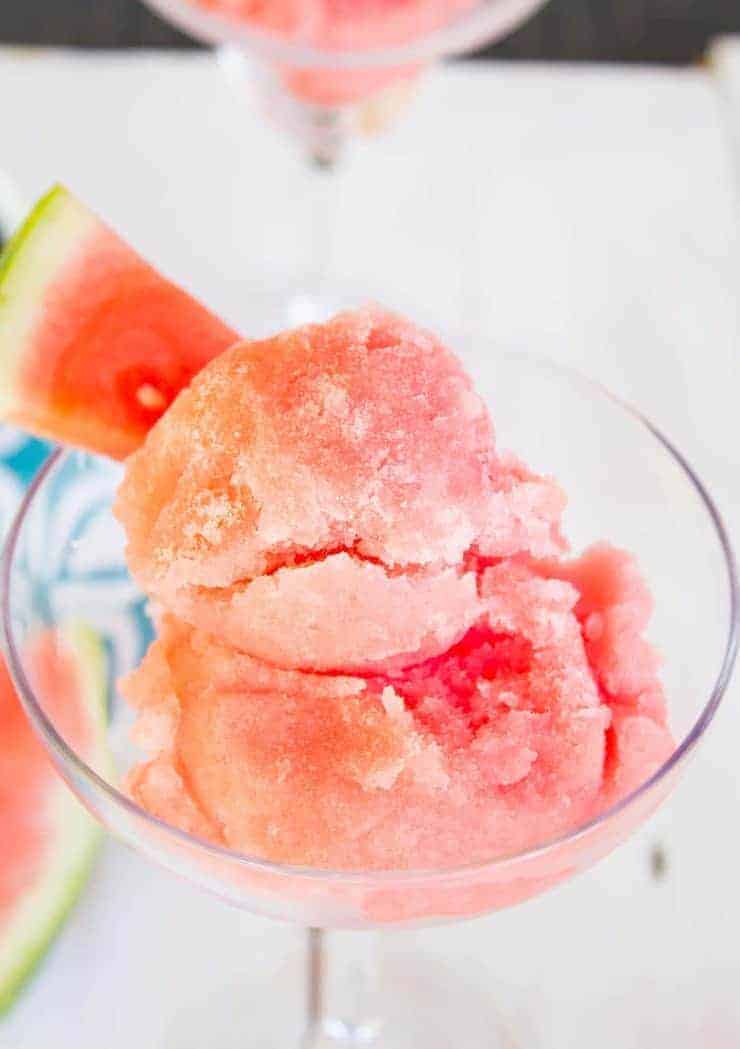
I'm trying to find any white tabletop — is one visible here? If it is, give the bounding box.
[0,47,738,1049]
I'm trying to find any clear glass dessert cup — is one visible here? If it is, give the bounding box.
[2,351,737,1047]
[137,0,552,338]
[141,0,550,163]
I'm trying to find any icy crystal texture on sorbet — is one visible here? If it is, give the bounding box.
[116,308,565,673]
[117,307,672,870]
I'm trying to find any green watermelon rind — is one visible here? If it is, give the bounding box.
[0,184,98,418]
[0,187,59,285]
[0,622,110,1016]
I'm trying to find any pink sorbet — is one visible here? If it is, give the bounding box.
[115,307,564,674]
[115,306,672,871]
[189,0,478,51]
[122,548,671,870]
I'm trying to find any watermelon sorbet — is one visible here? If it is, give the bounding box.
[115,307,673,871]
[188,0,478,50]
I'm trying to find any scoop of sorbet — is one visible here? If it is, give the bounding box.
[123,546,671,871]
[115,307,565,673]
[118,308,672,872]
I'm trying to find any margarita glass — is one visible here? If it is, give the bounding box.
[134,0,553,334]
[141,0,550,162]
[2,351,736,1047]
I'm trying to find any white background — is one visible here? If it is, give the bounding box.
[0,45,739,1047]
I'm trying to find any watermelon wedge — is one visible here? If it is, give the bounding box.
[0,186,239,460]
[0,623,108,1014]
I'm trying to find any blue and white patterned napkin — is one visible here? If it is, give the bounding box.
[0,428,153,691]
[0,427,50,536]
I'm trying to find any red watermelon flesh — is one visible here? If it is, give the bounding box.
[0,186,239,460]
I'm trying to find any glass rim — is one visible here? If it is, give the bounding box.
[141,0,549,70]
[1,357,737,886]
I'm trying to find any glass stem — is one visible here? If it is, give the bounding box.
[303,149,337,297]
[218,45,347,323]
[302,928,383,1047]
[303,105,347,170]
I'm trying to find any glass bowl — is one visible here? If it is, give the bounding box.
[2,349,736,1046]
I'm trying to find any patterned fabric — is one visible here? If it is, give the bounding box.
[1,428,153,685]
[0,428,49,537]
